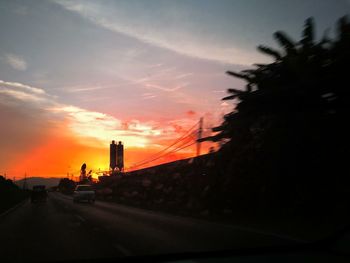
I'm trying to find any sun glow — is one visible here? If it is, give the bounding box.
[50,106,156,148]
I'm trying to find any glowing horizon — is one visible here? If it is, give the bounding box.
[0,77,216,178]
[0,0,346,179]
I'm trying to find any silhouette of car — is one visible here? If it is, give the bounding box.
[31,185,48,203]
[73,185,95,203]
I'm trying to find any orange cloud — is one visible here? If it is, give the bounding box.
[1,80,217,179]
[186,110,196,116]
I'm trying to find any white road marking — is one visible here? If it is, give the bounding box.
[112,243,132,256]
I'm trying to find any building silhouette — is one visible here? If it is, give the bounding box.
[116,141,124,171]
[110,140,117,170]
[110,140,124,172]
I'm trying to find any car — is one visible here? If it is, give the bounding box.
[73,185,95,203]
[31,185,48,203]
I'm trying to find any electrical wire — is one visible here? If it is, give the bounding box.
[128,121,199,168]
[128,137,197,170]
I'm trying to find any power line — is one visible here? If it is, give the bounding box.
[172,141,197,153]
[129,121,199,168]
[137,141,197,169]
[129,137,196,170]
[73,137,198,175]
[129,132,195,170]
[73,118,206,174]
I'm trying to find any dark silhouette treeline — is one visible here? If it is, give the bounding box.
[0,176,28,213]
[59,17,350,238]
[202,16,350,219]
[58,178,76,194]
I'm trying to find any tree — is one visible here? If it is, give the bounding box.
[203,16,350,216]
[204,16,350,148]
[58,178,76,194]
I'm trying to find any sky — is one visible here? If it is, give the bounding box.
[0,0,348,179]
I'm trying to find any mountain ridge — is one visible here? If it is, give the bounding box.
[15,177,61,189]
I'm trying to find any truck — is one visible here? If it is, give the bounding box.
[31,185,48,203]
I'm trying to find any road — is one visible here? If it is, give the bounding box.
[0,192,301,262]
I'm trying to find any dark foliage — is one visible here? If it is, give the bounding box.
[58,178,76,194]
[0,176,28,213]
[203,16,350,218]
[93,17,350,237]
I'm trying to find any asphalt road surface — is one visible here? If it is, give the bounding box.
[0,192,301,262]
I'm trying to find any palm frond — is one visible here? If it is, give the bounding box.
[212,125,225,132]
[222,94,239,100]
[253,63,267,67]
[226,71,251,82]
[246,84,252,93]
[227,88,244,94]
[320,28,331,46]
[301,17,314,48]
[337,16,348,40]
[241,69,256,74]
[274,31,296,54]
[257,45,282,60]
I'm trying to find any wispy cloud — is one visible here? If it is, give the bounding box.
[58,78,151,94]
[3,53,27,71]
[141,93,157,100]
[0,80,48,103]
[64,85,109,93]
[53,0,259,65]
[0,89,45,103]
[175,73,193,80]
[147,63,163,69]
[1,79,198,149]
[0,81,62,111]
[1,79,218,175]
[212,89,226,93]
[0,80,45,94]
[144,83,187,92]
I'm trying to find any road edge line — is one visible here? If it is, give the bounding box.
[0,198,28,219]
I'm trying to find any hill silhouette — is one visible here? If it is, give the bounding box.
[15,177,61,190]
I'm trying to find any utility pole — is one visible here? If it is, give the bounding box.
[196,117,203,157]
[23,172,27,190]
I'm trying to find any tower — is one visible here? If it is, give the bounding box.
[23,173,27,190]
[110,140,117,170]
[196,117,203,156]
[116,141,124,171]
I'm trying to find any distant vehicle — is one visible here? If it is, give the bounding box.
[73,185,95,203]
[31,185,48,203]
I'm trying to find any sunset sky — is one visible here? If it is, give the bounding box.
[0,0,348,179]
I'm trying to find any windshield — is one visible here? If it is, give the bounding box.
[0,0,349,262]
